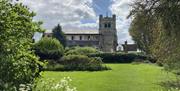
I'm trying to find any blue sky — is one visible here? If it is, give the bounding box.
[21,0,133,44]
[92,0,112,16]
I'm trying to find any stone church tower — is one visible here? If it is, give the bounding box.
[99,14,118,52]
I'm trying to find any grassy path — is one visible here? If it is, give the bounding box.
[40,64,170,91]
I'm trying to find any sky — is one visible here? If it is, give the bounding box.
[20,0,133,44]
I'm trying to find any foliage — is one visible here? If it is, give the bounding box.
[45,47,104,71]
[160,80,180,91]
[65,47,99,56]
[33,77,77,91]
[34,37,64,60]
[0,0,44,90]
[57,55,109,71]
[88,53,153,63]
[52,24,67,47]
[44,64,64,71]
[18,77,77,91]
[129,13,155,54]
[129,1,180,90]
[129,0,180,70]
[0,55,41,90]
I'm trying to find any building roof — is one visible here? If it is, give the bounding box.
[62,30,99,35]
[44,30,100,35]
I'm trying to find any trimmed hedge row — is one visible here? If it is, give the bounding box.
[45,55,110,71]
[88,53,155,63]
[65,47,99,56]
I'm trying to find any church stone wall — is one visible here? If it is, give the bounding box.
[99,15,118,52]
[59,14,118,52]
[65,34,100,48]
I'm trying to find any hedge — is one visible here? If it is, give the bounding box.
[45,55,110,71]
[88,53,155,63]
[65,46,99,56]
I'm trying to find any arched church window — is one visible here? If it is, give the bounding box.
[80,36,82,40]
[71,36,74,40]
[88,36,91,40]
[104,23,108,28]
[108,23,111,28]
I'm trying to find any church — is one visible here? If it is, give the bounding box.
[44,15,118,52]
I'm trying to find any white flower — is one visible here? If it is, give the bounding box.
[35,76,77,91]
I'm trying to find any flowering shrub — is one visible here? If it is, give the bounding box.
[167,88,180,91]
[33,77,77,91]
[159,79,180,91]
[158,88,180,91]
[19,84,31,91]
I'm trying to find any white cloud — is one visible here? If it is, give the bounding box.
[18,0,134,44]
[20,0,97,30]
[110,0,134,44]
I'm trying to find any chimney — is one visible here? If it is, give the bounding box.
[125,41,128,45]
[113,14,116,20]
[124,41,128,53]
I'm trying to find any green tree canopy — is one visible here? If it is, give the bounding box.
[129,13,155,54]
[52,24,66,47]
[129,0,180,71]
[34,37,64,60]
[0,0,44,90]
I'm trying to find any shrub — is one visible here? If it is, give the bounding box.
[44,64,64,71]
[56,55,110,71]
[25,77,77,91]
[34,37,64,60]
[88,53,153,63]
[0,53,42,90]
[65,47,99,56]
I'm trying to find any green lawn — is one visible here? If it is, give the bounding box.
[40,64,171,91]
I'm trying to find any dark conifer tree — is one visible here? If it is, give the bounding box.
[52,24,66,47]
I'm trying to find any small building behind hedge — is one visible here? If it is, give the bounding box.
[122,41,138,53]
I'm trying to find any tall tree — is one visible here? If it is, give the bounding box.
[129,0,180,70]
[129,12,155,54]
[52,24,66,47]
[0,0,44,90]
